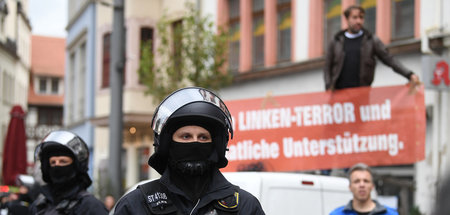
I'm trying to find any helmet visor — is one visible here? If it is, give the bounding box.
[151,87,233,138]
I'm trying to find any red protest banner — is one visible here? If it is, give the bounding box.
[222,85,426,172]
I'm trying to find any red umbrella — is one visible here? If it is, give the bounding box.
[2,105,27,185]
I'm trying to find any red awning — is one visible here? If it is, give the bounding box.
[2,105,27,185]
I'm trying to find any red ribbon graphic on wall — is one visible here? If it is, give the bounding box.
[431,60,450,86]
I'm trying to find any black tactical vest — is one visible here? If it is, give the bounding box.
[138,180,239,215]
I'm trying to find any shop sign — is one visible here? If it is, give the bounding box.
[423,55,450,91]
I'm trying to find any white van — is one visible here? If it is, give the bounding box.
[222,172,353,215]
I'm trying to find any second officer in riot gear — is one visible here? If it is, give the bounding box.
[114,87,265,214]
[29,130,108,215]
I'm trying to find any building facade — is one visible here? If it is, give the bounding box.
[66,0,194,197]
[0,0,31,175]
[213,0,449,214]
[65,0,98,188]
[26,35,65,170]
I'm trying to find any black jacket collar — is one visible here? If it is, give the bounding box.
[334,28,373,41]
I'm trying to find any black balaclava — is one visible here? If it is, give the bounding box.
[42,145,80,200]
[167,122,218,201]
[49,163,77,189]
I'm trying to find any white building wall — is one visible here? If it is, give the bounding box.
[294,0,310,62]
[201,0,217,26]
[125,0,162,20]
[0,0,30,171]
[414,0,450,213]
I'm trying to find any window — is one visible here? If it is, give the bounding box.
[277,0,291,62]
[140,27,153,58]
[357,0,376,34]
[0,0,6,35]
[39,78,47,93]
[78,43,86,119]
[172,20,183,75]
[102,33,111,88]
[38,107,63,125]
[2,72,14,105]
[324,0,341,49]
[51,78,59,94]
[67,53,75,123]
[228,0,240,71]
[140,27,153,83]
[0,17,4,37]
[252,0,264,67]
[101,31,126,88]
[37,77,60,94]
[391,0,414,40]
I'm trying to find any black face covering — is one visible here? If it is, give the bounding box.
[168,141,214,176]
[49,163,77,189]
[168,141,215,201]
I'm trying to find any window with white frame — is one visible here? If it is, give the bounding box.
[77,42,86,120]
[357,0,376,34]
[252,0,265,68]
[36,77,61,95]
[0,16,4,36]
[228,0,240,71]
[277,0,292,62]
[102,33,111,88]
[391,0,414,40]
[2,72,14,105]
[324,0,341,50]
[67,52,76,124]
[51,78,59,94]
[38,77,47,93]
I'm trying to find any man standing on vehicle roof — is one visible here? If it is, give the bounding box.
[330,163,398,215]
[323,5,420,91]
[113,87,265,214]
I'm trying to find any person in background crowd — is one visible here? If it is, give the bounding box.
[330,163,398,215]
[324,5,420,91]
[3,192,28,215]
[113,87,265,214]
[104,195,115,211]
[28,130,108,215]
[0,193,9,214]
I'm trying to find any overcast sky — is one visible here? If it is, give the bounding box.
[29,0,67,37]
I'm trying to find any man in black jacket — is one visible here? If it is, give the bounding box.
[29,130,108,215]
[114,87,265,214]
[324,5,420,91]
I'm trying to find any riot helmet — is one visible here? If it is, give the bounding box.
[148,87,233,174]
[35,130,91,188]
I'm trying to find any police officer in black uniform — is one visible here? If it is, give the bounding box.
[29,130,108,215]
[114,87,265,214]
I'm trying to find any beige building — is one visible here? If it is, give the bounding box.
[26,35,65,167]
[66,0,201,196]
[95,0,208,190]
[0,0,31,173]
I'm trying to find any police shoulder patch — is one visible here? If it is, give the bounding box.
[214,192,239,212]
